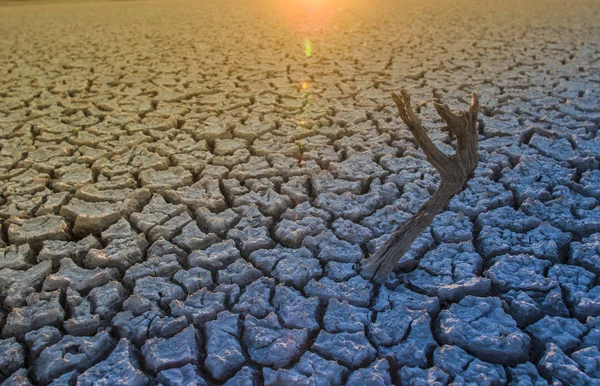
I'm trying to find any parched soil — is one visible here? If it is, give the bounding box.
[0,0,599,384]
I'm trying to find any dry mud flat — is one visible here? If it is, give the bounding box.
[0,0,600,384]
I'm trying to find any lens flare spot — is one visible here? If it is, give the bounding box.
[304,38,312,57]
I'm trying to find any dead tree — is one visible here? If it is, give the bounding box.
[361,89,480,281]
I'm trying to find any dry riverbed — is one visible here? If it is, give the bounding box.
[0,0,599,384]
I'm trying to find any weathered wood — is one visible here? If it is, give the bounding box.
[361,89,480,281]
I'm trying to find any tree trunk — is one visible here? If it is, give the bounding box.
[361,89,480,281]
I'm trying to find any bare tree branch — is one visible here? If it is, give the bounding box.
[361,89,480,281]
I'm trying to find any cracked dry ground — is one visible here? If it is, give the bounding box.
[0,0,600,385]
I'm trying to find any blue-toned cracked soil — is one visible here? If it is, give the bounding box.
[0,0,599,384]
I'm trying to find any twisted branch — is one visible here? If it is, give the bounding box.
[361,89,480,281]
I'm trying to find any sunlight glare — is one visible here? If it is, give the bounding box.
[304,38,312,57]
